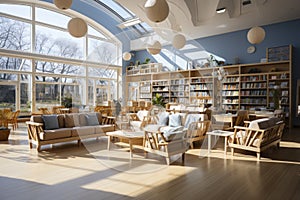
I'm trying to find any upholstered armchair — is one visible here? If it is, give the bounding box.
[143,124,188,165]
[128,110,151,131]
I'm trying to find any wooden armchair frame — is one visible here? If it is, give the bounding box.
[128,112,151,129]
[229,121,285,160]
[187,120,211,149]
[143,125,188,165]
[7,110,20,130]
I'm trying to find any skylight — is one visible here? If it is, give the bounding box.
[93,0,153,36]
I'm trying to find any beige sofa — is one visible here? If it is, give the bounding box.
[229,117,285,160]
[26,112,115,151]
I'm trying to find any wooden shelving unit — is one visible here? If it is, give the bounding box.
[125,45,292,126]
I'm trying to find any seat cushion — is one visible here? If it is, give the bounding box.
[71,126,95,137]
[130,121,143,131]
[95,124,115,133]
[42,115,59,130]
[40,128,72,140]
[161,126,185,142]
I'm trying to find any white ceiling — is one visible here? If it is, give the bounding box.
[116,0,300,40]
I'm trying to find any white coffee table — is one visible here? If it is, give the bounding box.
[207,130,234,156]
[106,130,144,158]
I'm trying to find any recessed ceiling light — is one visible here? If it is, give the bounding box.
[216,7,226,14]
[242,0,252,6]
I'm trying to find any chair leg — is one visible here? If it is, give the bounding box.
[190,141,194,149]
[182,153,185,165]
[166,157,170,165]
[257,152,260,160]
[231,148,234,156]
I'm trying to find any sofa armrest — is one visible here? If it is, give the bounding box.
[102,116,115,125]
[26,121,44,142]
[128,113,139,121]
[26,121,44,127]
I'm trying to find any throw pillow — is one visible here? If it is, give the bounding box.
[79,114,87,126]
[65,114,75,128]
[85,113,100,126]
[57,115,65,128]
[42,115,59,130]
[157,111,169,126]
[169,113,182,127]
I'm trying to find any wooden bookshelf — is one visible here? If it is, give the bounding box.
[126,45,292,126]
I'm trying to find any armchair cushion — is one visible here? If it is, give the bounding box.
[248,118,270,129]
[157,111,169,126]
[42,115,59,130]
[169,113,182,127]
[184,114,202,128]
[161,126,184,142]
[136,110,148,121]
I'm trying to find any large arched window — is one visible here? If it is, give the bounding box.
[0,2,122,113]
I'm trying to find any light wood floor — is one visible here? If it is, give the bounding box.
[0,123,299,200]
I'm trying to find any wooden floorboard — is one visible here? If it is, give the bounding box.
[0,123,299,200]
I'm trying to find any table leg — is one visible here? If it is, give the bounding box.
[107,136,111,150]
[208,135,211,154]
[129,139,133,158]
[224,136,228,156]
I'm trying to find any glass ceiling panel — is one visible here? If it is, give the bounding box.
[99,0,134,20]
[0,4,31,19]
[36,7,70,28]
[93,0,153,37]
[88,25,107,39]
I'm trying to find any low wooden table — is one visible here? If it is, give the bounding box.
[207,130,234,156]
[106,130,144,158]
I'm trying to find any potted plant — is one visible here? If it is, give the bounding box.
[0,126,10,141]
[152,93,165,107]
[0,110,11,141]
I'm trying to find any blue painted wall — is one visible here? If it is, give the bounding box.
[133,19,300,126]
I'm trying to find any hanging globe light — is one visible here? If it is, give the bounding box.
[247,26,266,44]
[144,0,169,23]
[53,0,72,10]
[172,34,186,49]
[68,18,87,38]
[123,52,132,61]
[147,41,162,55]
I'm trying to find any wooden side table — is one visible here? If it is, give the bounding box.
[207,130,234,156]
[106,130,144,158]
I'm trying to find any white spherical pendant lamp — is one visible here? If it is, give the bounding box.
[247,26,266,44]
[144,0,169,23]
[123,52,132,61]
[172,34,186,49]
[68,18,87,38]
[54,0,72,10]
[147,41,162,55]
